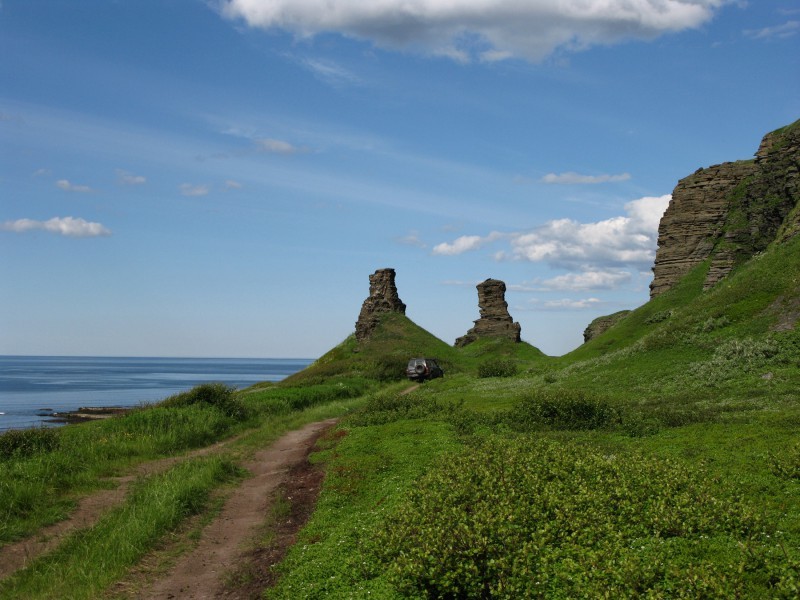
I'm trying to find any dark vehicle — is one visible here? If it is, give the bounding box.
[406,358,444,382]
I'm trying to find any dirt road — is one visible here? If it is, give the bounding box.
[0,418,338,598]
[137,418,337,599]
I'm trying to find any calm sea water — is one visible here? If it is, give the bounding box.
[0,356,313,431]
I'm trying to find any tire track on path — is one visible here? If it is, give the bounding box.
[135,418,337,599]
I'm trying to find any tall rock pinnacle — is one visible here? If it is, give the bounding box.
[455,278,521,347]
[355,268,407,341]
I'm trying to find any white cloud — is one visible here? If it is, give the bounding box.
[116,169,146,185]
[543,297,602,310]
[56,179,94,193]
[225,179,243,189]
[541,171,631,184]
[745,20,799,40]
[180,183,211,196]
[537,269,633,291]
[432,194,671,271]
[1,217,111,237]
[255,137,307,154]
[220,0,730,62]
[509,194,671,268]
[432,231,504,256]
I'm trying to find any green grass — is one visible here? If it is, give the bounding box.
[266,418,462,598]
[2,207,798,597]
[0,383,371,598]
[261,223,800,597]
[0,456,243,600]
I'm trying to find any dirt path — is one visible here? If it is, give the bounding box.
[0,437,236,580]
[135,418,337,599]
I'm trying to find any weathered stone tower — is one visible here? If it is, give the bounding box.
[455,278,521,347]
[355,268,406,341]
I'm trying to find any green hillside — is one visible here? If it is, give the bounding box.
[265,199,800,598]
[284,311,547,385]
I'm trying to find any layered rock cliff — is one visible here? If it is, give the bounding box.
[651,120,799,297]
[455,279,521,347]
[355,268,407,341]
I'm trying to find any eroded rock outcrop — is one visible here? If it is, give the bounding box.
[455,279,521,347]
[583,310,631,343]
[651,120,799,297]
[355,268,406,341]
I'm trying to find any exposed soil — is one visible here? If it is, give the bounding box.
[218,429,344,598]
[134,418,337,599]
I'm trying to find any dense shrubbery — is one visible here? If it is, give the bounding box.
[348,389,462,427]
[645,309,674,324]
[160,383,249,420]
[477,358,518,378]
[0,427,59,460]
[368,436,794,598]
[504,388,621,431]
[689,334,795,383]
[771,442,800,480]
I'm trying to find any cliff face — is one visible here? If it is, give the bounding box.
[455,279,521,347]
[651,120,800,298]
[355,268,407,342]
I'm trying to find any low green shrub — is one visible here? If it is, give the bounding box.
[477,359,518,378]
[699,315,731,332]
[645,309,674,324]
[348,389,462,427]
[0,427,59,460]
[247,378,371,414]
[367,436,782,598]
[160,383,248,420]
[505,388,621,431]
[690,335,791,383]
[770,442,800,480]
[365,355,410,382]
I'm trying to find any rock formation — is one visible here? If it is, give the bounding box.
[455,279,521,347]
[583,310,631,343]
[355,268,407,341]
[651,120,799,297]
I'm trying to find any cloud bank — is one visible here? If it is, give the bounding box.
[2,217,111,237]
[220,0,729,62]
[433,194,670,269]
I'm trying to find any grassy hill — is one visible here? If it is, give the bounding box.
[264,221,800,598]
[283,311,546,385]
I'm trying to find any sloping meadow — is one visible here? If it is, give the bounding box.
[265,380,800,598]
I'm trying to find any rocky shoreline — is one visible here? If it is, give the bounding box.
[38,406,131,425]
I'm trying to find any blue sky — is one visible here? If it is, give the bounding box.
[1,1,798,358]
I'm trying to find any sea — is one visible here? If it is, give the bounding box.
[0,356,314,431]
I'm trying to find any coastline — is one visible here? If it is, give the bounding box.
[41,406,131,425]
